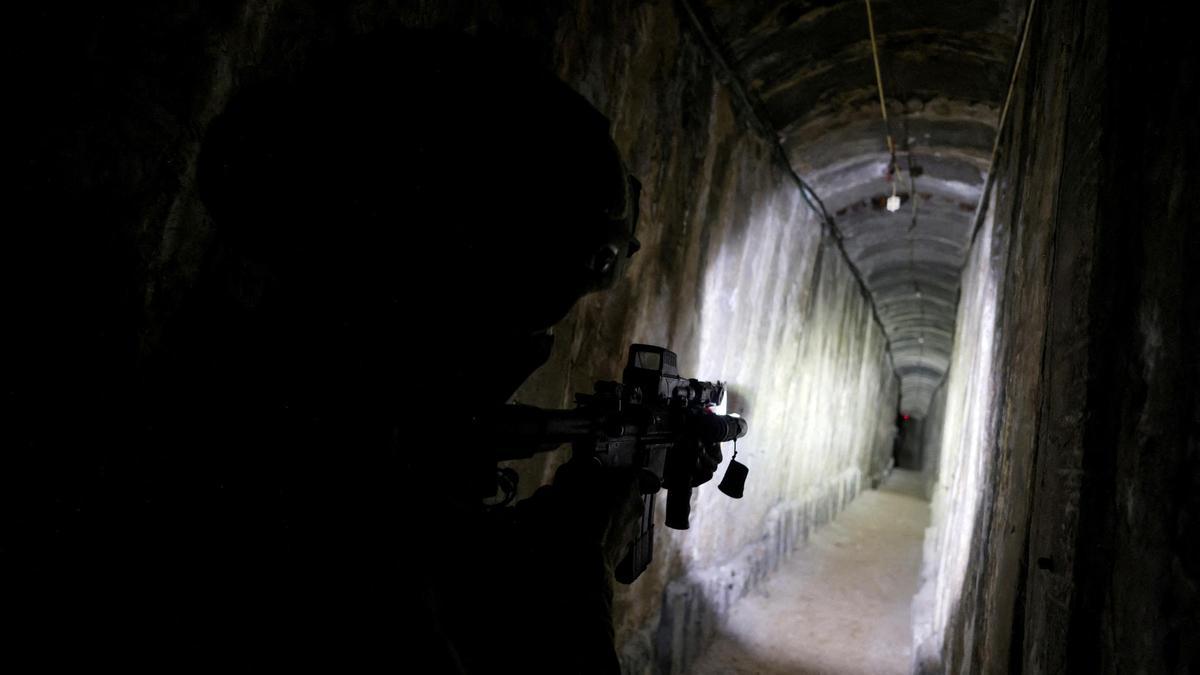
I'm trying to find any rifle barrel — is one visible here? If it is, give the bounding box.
[478,405,595,459]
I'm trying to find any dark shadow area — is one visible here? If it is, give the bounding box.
[30,23,648,671]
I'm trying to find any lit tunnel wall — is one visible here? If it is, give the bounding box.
[911,192,1002,668]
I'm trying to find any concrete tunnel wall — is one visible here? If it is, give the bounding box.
[911,191,1002,669]
[27,1,901,672]
[910,0,1200,671]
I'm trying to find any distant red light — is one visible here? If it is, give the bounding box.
[902,414,910,421]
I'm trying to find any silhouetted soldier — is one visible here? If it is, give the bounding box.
[114,30,663,672]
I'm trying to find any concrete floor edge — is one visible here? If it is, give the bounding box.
[619,466,878,675]
[686,469,930,675]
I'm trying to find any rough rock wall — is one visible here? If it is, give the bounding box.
[22,1,898,671]
[912,0,1200,671]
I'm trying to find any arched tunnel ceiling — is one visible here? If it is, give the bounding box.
[699,0,1022,416]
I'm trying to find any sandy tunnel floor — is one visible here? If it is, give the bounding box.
[687,469,930,675]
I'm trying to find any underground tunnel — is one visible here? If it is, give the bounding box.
[26,0,1198,672]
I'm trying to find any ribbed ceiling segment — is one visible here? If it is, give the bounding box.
[700,0,1021,415]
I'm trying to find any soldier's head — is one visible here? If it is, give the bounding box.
[191,31,640,410]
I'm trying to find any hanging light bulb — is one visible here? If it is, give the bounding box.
[886,153,901,212]
[868,0,902,217]
[887,178,901,212]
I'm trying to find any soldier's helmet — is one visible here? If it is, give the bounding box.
[199,30,641,345]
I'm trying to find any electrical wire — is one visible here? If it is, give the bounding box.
[927,0,1040,400]
[903,128,920,232]
[677,0,900,379]
[965,0,1039,249]
[865,0,898,192]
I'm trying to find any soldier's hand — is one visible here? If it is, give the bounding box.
[690,441,723,487]
[548,462,643,568]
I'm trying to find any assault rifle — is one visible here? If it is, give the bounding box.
[476,344,749,583]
